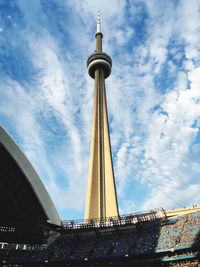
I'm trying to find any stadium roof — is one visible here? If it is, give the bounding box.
[0,126,61,243]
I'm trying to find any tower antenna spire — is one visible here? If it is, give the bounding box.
[97,10,101,33]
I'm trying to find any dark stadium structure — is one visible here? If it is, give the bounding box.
[0,126,61,245]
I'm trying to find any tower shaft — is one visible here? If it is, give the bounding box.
[85,20,119,220]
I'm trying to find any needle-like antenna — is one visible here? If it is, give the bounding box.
[97,11,101,33]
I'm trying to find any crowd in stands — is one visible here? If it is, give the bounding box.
[89,231,116,258]
[47,210,200,260]
[0,211,200,265]
[72,231,96,260]
[157,212,200,250]
[0,247,48,263]
[8,249,47,263]
[112,228,137,257]
[49,233,77,260]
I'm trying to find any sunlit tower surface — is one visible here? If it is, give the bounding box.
[85,13,119,220]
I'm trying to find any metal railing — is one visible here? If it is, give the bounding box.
[61,208,166,230]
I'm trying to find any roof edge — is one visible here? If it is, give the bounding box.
[0,126,61,226]
[165,205,200,218]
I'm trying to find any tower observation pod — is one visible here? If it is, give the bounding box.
[85,13,119,220]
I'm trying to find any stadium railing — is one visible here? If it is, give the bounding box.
[61,208,165,230]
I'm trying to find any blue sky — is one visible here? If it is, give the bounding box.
[0,0,200,220]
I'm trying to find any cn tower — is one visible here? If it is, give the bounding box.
[85,13,119,220]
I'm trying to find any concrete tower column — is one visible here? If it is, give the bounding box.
[85,13,119,220]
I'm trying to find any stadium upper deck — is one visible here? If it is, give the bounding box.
[0,209,199,266]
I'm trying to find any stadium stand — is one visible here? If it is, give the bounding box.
[0,210,200,266]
